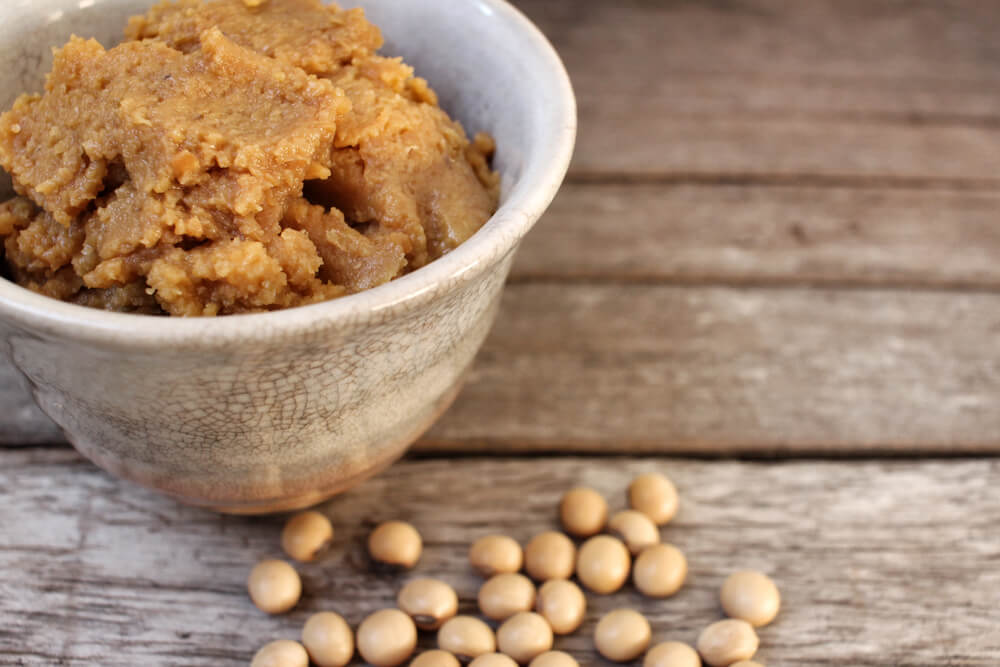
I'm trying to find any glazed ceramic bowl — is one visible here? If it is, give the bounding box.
[0,0,575,512]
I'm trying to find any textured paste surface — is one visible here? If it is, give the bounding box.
[0,0,499,315]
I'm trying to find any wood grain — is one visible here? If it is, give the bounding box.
[422,283,1000,454]
[7,283,1000,454]
[514,0,1000,180]
[511,183,1000,288]
[1,448,997,666]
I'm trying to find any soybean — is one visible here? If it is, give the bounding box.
[720,571,780,627]
[593,609,651,663]
[496,612,554,665]
[559,487,608,537]
[411,651,462,667]
[478,573,536,621]
[643,641,701,667]
[696,619,759,667]
[468,654,519,667]
[301,612,353,667]
[576,535,630,594]
[398,578,459,630]
[281,511,333,562]
[368,521,422,569]
[247,560,301,614]
[607,510,659,556]
[469,535,523,577]
[628,473,678,525]
[534,580,586,635]
[523,531,576,582]
[528,651,579,667]
[251,639,309,667]
[356,608,417,667]
[437,616,497,662]
[633,543,687,598]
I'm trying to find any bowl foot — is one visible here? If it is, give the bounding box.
[67,368,470,515]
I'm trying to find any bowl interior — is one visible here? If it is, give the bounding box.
[0,0,575,339]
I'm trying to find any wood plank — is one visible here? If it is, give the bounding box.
[513,0,1000,179]
[1,449,997,665]
[511,183,1000,287]
[570,119,1000,182]
[516,0,1000,92]
[7,284,1000,453]
[422,283,1000,454]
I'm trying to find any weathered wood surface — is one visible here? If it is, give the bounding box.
[3,1,1000,664]
[425,284,1000,454]
[1,449,997,666]
[517,0,1000,117]
[512,184,1000,288]
[10,284,1000,455]
[515,0,1000,180]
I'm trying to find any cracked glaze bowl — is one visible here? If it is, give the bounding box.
[0,0,576,513]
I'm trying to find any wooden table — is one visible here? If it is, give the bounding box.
[3,1,1000,664]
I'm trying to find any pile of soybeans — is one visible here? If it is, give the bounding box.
[244,472,780,667]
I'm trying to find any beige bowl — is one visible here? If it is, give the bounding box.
[0,0,576,513]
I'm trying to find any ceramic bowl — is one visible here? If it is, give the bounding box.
[0,0,575,513]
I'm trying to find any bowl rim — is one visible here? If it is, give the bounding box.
[0,0,576,346]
